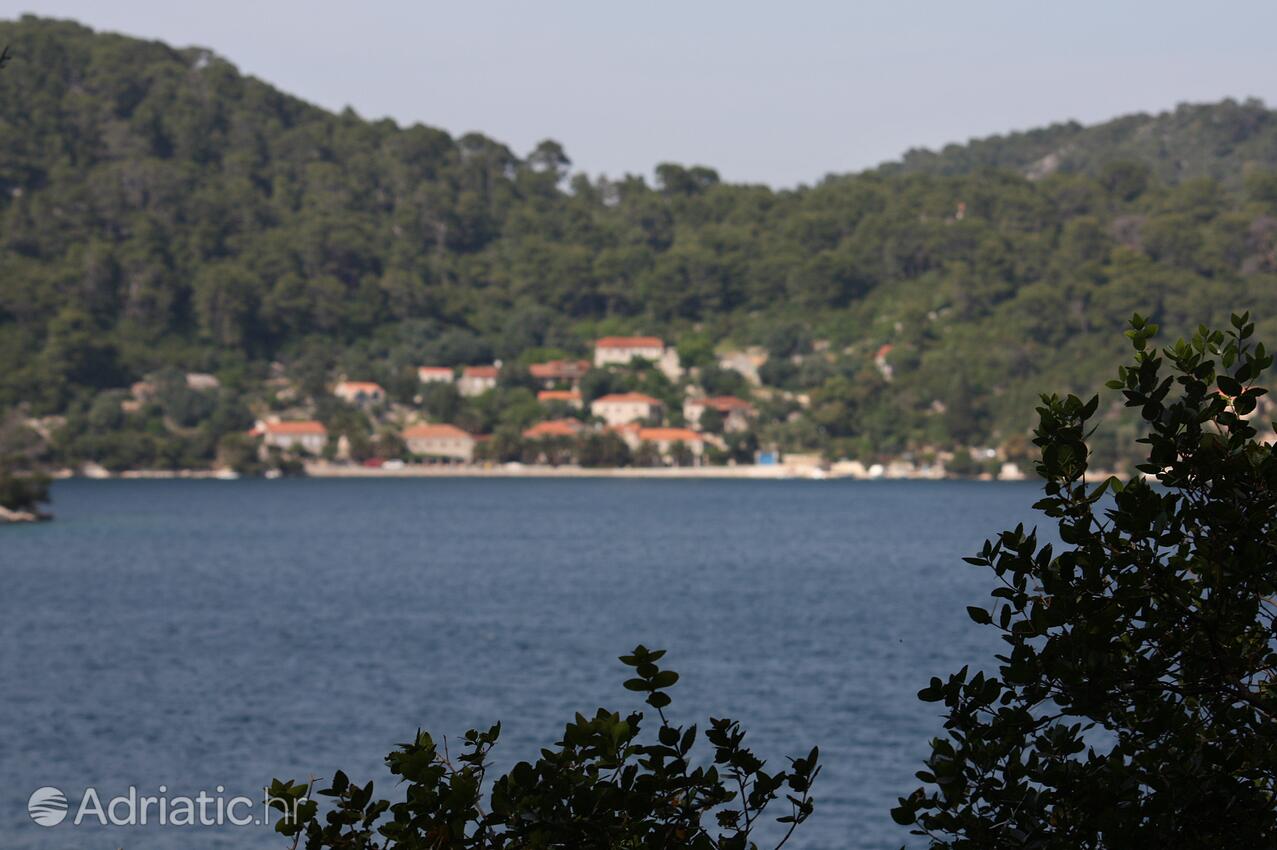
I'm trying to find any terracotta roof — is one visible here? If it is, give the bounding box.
[462,366,499,378]
[403,424,474,440]
[538,389,581,402]
[523,419,584,439]
[529,359,590,379]
[259,420,327,436]
[417,366,453,375]
[595,336,664,349]
[874,343,894,360]
[336,381,384,393]
[638,427,702,443]
[696,396,754,412]
[592,392,663,406]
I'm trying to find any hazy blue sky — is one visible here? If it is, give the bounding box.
[4,1,1275,186]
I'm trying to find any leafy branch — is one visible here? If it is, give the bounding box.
[895,314,1277,848]
[272,646,818,849]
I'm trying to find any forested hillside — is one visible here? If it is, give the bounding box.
[4,15,1277,470]
[881,98,1277,187]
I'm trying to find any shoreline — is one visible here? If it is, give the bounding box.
[305,462,847,479]
[0,505,52,523]
[48,462,1052,482]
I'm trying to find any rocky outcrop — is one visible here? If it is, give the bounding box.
[0,505,50,523]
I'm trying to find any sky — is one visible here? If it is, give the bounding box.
[3,1,1276,187]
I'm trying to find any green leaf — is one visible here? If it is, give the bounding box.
[890,803,917,825]
[650,670,679,688]
[647,691,672,709]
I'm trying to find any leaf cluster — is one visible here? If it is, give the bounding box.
[272,647,818,850]
[895,315,1277,848]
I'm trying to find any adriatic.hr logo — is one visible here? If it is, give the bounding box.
[27,787,68,826]
[24,784,304,829]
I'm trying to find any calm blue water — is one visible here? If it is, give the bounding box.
[1,478,1046,850]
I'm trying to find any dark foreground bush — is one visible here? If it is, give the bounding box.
[897,314,1277,848]
[272,646,818,849]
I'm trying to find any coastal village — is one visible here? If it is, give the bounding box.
[252,336,746,472]
[65,325,1271,483]
[4,326,1058,486]
[228,335,1029,480]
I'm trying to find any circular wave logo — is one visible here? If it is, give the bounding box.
[28,786,68,827]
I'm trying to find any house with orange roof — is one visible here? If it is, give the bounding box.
[593,336,665,367]
[334,381,386,407]
[637,426,705,465]
[607,422,642,443]
[251,420,328,454]
[528,359,590,387]
[590,392,663,426]
[403,423,476,463]
[523,419,585,440]
[873,344,894,381]
[130,380,157,402]
[537,388,582,408]
[684,395,757,433]
[417,366,455,384]
[458,365,499,397]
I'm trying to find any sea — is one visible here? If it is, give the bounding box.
[1,477,1049,849]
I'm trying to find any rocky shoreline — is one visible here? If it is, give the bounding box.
[0,505,51,523]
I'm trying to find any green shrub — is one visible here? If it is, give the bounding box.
[272,647,818,849]
[896,314,1277,847]
[0,468,49,513]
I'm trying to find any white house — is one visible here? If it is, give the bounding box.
[529,359,591,388]
[252,420,328,454]
[874,344,894,381]
[458,366,499,397]
[334,381,385,406]
[636,427,705,465]
[537,389,582,408]
[590,392,663,426]
[684,396,756,432]
[523,419,586,440]
[417,366,455,384]
[185,372,220,391]
[403,424,476,463]
[594,336,665,367]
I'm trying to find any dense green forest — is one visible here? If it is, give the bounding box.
[882,98,1277,187]
[3,15,1277,471]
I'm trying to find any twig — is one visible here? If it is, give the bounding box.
[287,775,316,850]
